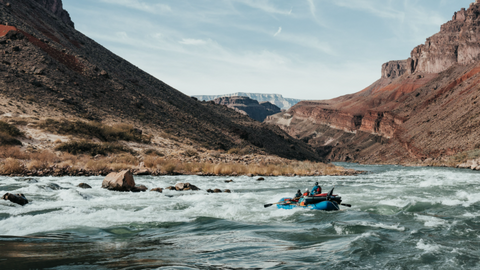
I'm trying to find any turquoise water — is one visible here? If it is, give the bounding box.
[0,164,479,269]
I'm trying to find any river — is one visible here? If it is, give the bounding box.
[0,163,479,269]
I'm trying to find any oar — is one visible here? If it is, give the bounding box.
[340,203,352,207]
[264,202,279,208]
[264,200,296,208]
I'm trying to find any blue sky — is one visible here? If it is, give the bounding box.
[63,0,473,100]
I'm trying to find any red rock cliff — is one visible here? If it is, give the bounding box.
[267,2,480,164]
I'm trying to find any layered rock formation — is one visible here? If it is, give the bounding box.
[0,0,320,161]
[194,93,302,110]
[213,96,281,122]
[267,2,480,164]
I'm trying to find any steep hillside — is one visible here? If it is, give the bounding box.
[266,2,480,165]
[213,96,281,122]
[194,93,302,110]
[0,0,321,162]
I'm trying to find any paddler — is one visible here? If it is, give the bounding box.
[294,189,302,199]
[310,182,322,195]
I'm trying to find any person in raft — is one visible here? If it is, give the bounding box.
[294,189,302,199]
[310,182,322,196]
[299,188,310,206]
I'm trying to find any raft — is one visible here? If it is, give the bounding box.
[276,194,342,211]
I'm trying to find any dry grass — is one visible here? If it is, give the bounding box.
[1,158,23,174]
[0,144,350,176]
[0,146,29,159]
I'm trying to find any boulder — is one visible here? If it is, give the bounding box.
[224,189,231,193]
[165,186,176,190]
[175,183,200,191]
[3,193,28,206]
[77,183,92,189]
[151,188,163,193]
[131,185,148,192]
[224,180,234,183]
[134,169,150,175]
[257,177,265,181]
[101,170,135,191]
[213,189,222,193]
[207,189,214,193]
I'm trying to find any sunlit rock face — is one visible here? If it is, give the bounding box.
[267,3,480,164]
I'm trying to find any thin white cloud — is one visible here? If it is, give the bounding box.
[100,0,171,14]
[231,0,292,15]
[179,38,208,46]
[273,27,282,37]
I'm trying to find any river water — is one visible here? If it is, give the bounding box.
[0,163,479,269]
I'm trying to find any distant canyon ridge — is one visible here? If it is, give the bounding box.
[266,1,480,166]
[193,93,302,111]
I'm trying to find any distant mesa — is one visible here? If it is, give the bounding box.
[213,96,281,122]
[193,93,302,110]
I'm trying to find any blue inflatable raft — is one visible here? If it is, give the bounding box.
[276,197,340,211]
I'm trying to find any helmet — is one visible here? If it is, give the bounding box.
[305,188,309,192]
[315,182,319,186]
[297,190,301,192]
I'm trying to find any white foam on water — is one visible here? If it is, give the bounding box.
[355,221,406,232]
[414,214,448,228]
[416,239,440,253]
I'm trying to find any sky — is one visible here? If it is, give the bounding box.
[63,0,473,100]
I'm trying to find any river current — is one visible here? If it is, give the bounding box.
[0,163,479,269]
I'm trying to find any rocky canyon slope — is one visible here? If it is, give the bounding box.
[0,0,321,161]
[266,2,480,165]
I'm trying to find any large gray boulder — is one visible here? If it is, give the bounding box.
[101,170,135,191]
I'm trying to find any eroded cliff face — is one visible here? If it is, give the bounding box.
[267,2,480,164]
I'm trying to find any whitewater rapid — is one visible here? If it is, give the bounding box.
[0,164,479,269]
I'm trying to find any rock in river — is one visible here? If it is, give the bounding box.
[2,193,29,206]
[102,170,135,191]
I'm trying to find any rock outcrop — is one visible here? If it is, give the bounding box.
[266,2,480,165]
[213,96,281,122]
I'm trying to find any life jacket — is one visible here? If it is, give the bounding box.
[311,186,321,195]
[303,192,309,197]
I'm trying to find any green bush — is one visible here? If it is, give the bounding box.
[55,141,134,156]
[40,119,150,143]
[0,121,23,137]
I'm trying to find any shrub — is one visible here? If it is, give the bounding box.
[1,158,23,174]
[110,153,138,166]
[227,148,240,155]
[163,163,176,174]
[26,160,46,171]
[183,149,198,157]
[39,119,150,143]
[0,121,23,137]
[0,132,22,146]
[55,141,134,156]
[0,146,28,159]
[144,149,164,156]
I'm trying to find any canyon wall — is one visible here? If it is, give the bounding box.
[267,2,480,164]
